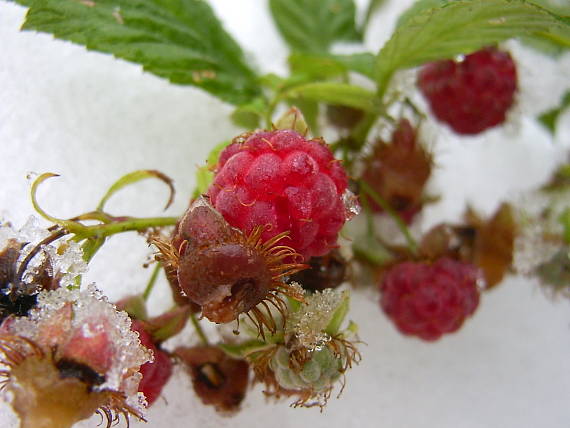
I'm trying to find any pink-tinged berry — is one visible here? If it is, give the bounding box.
[380,258,481,341]
[418,47,517,135]
[207,130,354,260]
[131,321,173,406]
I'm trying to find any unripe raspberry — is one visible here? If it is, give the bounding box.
[207,130,353,260]
[270,345,342,393]
[380,258,481,341]
[418,47,517,135]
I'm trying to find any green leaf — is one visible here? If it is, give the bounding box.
[231,98,267,129]
[97,169,174,211]
[324,290,350,336]
[285,82,379,113]
[269,0,361,53]
[375,0,570,96]
[17,0,260,105]
[396,0,450,28]
[289,52,375,80]
[539,91,570,134]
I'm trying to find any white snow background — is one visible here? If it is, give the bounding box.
[1,0,570,427]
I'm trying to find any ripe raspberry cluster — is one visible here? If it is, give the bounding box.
[208,130,349,260]
[418,47,517,135]
[380,258,481,341]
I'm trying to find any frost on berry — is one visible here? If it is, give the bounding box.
[380,259,481,341]
[207,130,357,260]
[131,320,173,406]
[251,289,360,409]
[175,345,249,414]
[0,285,152,428]
[153,196,306,334]
[418,47,518,135]
[361,119,432,223]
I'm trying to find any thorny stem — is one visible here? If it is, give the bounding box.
[190,312,209,346]
[143,264,162,301]
[359,180,418,255]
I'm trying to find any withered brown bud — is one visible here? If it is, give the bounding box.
[154,197,305,330]
[362,119,433,223]
[289,249,347,291]
[175,345,249,413]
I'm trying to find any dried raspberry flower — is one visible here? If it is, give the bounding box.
[153,196,305,334]
[0,216,87,323]
[361,119,432,222]
[0,285,152,428]
[380,258,481,341]
[175,345,249,414]
[418,47,518,135]
[207,129,358,260]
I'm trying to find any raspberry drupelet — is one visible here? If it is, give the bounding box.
[380,258,481,341]
[418,47,517,135]
[207,130,351,261]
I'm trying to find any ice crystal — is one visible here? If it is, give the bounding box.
[286,288,348,350]
[0,216,87,289]
[6,285,152,415]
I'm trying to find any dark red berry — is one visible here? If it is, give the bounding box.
[207,130,350,260]
[380,258,480,341]
[361,119,432,223]
[289,249,347,291]
[131,321,173,406]
[418,47,517,135]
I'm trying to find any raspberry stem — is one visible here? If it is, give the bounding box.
[143,264,162,301]
[359,180,418,255]
[190,312,209,345]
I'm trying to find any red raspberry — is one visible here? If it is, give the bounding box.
[418,47,517,135]
[131,321,173,406]
[207,130,350,260]
[380,258,481,341]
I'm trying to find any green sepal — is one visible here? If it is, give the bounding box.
[192,140,231,198]
[144,305,193,344]
[324,290,350,336]
[274,106,310,136]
